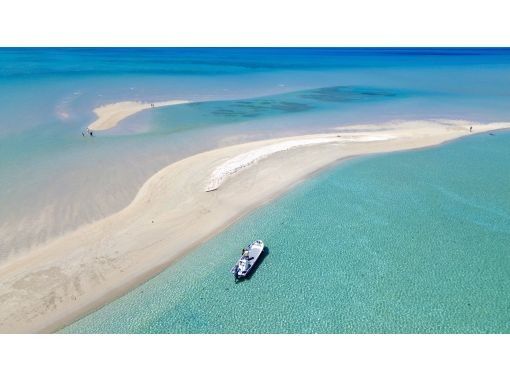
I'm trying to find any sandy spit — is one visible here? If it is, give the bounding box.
[88,100,190,131]
[0,120,508,333]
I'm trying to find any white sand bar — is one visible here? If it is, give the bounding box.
[0,120,508,332]
[88,100,190,131]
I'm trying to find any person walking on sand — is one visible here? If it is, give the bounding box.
[470,126,473,133]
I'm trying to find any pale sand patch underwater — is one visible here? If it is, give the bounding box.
[88,100,190,131]
[0,120,508,333]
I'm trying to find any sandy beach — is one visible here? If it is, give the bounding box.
[88,100,190,131]
[0,119,508,333]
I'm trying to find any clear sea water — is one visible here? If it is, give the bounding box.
[1,49,509,332]
[64,131,510,333]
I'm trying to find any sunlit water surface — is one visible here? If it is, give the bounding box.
[64,131,510,333]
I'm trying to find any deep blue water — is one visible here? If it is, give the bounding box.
[2,48,510,80]
[2,48,510,77]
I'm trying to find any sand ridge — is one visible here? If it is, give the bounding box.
[205,134,394,191]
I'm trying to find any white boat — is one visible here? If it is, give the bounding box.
[230,240,265,281]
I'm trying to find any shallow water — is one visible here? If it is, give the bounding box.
[1,49,510,271]
[64,131,510,333]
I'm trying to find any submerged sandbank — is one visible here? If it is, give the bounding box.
[88,100,189,131]
[0,120,508,333]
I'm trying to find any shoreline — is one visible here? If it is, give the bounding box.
[1,120,508,333]
[88,99,190,131]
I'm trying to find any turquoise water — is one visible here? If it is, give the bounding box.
[3,49,510,258]
[1,49,510,332]
[123,85,407,135]
[64,131,510,333]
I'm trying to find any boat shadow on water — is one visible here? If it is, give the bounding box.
[235,246,270,283]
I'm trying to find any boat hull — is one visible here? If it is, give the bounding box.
[231,240,265,280]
